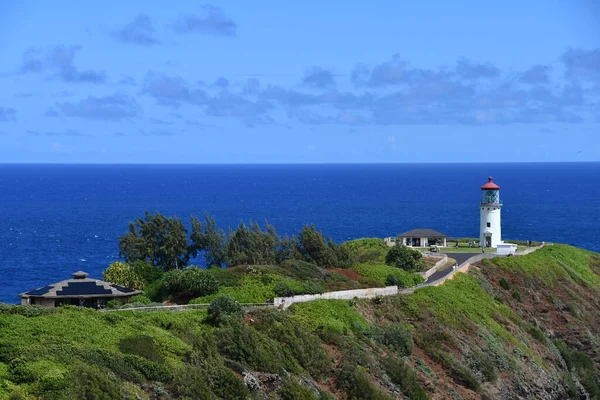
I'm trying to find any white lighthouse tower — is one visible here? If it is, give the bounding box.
[480,177,502,248]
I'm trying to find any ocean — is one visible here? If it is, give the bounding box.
[1,163,598,304]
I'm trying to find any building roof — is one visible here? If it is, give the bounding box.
[481,176,500,190]
[18,271,141,299]
[397,229,448,238]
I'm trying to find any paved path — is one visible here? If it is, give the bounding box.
[425,253,476,282]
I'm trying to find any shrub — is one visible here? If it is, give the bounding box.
[106,300,120,309]
[131,260,163,286]
[61,363,122,400]
[337,365,391,400]
[280,259,328,280]
[118,335,164,363]
[162,267,220,299]
[253,311,330,378]
[102,262,144,290]
[216,320,298,373]
[385,245,424,272]
[351,263,424,287]
[498,278,510,290]
[386,274,404,287]
[342,238,389,264]
[373,324,413,357]
[128,295,151,305]
[142,279,165,302]
[290,299,368,335]
[302,281,325,295]
[0,304,57,317]
[511,290,522,302]
[279,376,315,400]
[208,296,244,324]
[381,356,428,400]
[528,326,546,343]
[274,281,297,297]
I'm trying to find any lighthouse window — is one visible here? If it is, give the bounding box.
[487,208,490,211]
[487,222,491,228]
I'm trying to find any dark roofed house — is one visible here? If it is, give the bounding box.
[396,229,448,247]
[18,271,141,308]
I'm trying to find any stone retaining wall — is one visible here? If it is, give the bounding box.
[273,286,398,309]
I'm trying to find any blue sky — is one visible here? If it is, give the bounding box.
[0,1,599,163]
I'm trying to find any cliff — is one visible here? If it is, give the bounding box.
[0,244,598,399]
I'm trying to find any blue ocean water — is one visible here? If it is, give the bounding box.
[1,163,599,304]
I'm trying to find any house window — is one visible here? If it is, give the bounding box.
[487,222,491,228]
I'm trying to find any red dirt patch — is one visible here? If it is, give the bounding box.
[327,268,362,281]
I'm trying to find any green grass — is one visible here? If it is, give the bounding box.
[493,244,600,287]
[342,238,389,264]
[289,299,369,335]
[190,274,307,304]
[405,273,517,329]
[351,263,424,287]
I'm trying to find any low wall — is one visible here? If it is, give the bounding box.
[420,254,448,278]
[273,286,398,309]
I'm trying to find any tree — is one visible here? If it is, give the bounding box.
[224,221,280,266]
[385,244,424,272]
[296,225,340,268]
[118,211,189,271]
[189,214,227,268]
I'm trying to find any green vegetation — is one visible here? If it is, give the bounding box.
[342,238,389,264]
[289,299,368,335]
[385,244,424,272]
[3,241,600,399]
[493,244,600,287]
[207,296,244,324]
[351,263,424,287]
[162,267,220,300]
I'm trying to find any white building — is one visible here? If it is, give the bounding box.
[480,177,502,248]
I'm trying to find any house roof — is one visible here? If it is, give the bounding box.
[397,229,448,238]
[18,271,142,299]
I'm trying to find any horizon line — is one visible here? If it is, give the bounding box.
[0,161,598,166]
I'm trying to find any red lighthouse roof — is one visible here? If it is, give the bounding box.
[481,176,500,190]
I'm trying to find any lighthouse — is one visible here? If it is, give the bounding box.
[480,177,502,248]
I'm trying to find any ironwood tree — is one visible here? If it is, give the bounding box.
[118,211,189,271]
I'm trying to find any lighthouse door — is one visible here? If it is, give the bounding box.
[486,236,492,248]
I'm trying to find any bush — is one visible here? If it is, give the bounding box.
[342,238,389,264]
[162,267,220,299]
[498,278,510,290]
[385,245,424,272]
[142,280,165,302]
[274,281,297,297]
[282,259,328,280]
[279,376,315,400]
[208,296,244,324]
[61,363,122,400]
[511,290,522,302]
[337,365,391,400]
[128,295,151,305]
[106,300,120,309]
[381,356,428,400]
[302,281,325,295]
[528,326,546,343]
[102,262,144,290]
[373,324,413,357]
[131,260,163,286]
[118,335,164,363]
[386,274,404,287]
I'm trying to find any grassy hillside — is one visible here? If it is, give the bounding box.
[1,244,599,399]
